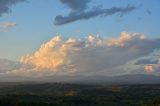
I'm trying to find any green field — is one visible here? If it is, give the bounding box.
[0,83,160,106]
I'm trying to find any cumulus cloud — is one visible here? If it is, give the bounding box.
[21,36,73,70]
[142,51,160,73]
[54,0,136,25]
[123,50,160,74]
[0,0,26,16]
[1,31,160,80]
[145,65,155,73]
[144,64,160,73]
[13,32,159,77]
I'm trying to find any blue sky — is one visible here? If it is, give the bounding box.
[0,0,160,61]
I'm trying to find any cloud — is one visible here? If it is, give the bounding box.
[146,10,151,15]
[144,65,155,73]
[136,58,159,65]
[123,49,160,74]
[0,22,16,28]
[11,32,159,77]
[54,0,136,25]
[0,0,26,16]
[138,51,160,73]
[144,64,160,73]
[59,0,91,11]
[0,22,16,32]
[0,59,20,73]
[1,31,160,80]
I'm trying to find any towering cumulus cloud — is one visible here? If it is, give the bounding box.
[18,32,160,77]
[0,0,26,16]
[20,36,78,72]
[54,0,136,25]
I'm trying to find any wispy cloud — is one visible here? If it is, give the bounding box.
[0,59,20,73]
[146,9,152,15]
[0,22,16,32]
[0,22,16,28]
[54,0,136,25]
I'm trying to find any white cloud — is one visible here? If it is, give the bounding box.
[144,64,160,73]
[20,36,79,72]
[0,22,16,28]
[0,22,16,32]
[17,32,160,76]
[1,31,160,79]
[144,64,155,73]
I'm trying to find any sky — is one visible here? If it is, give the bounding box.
[0,0,160,81]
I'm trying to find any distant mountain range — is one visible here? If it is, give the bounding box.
[1,74,160,85]
[47,74,160,85]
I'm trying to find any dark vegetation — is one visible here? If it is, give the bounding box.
[0,83,160,106]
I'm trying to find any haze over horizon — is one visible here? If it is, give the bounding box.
[0,0,160,81]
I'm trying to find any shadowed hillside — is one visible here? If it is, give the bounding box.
[0,83,160,106]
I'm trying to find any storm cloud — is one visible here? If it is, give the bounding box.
[59,0,91,11]
[0,0,26,16]
[54,0,136,25]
